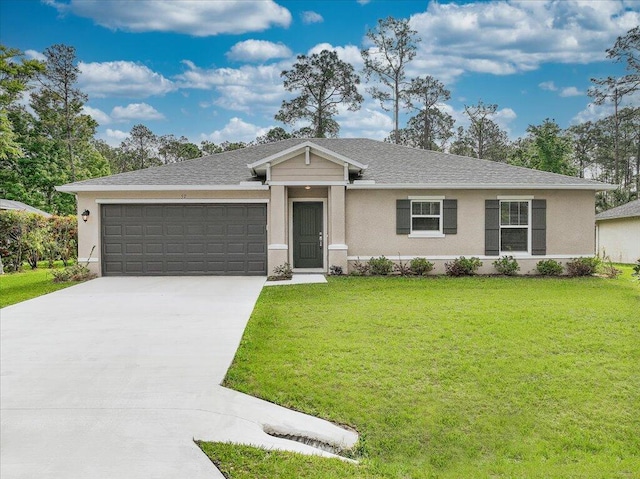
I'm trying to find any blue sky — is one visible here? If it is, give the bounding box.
[1,0,638,147]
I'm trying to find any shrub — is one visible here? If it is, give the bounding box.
[633,259,640,281]
[0,211,77,272]
[393,257,412,276]
[410,257,434,276]
[565,257,600,277]
[445,256,482,276]
[368,256,394,275]
[51,263,96,283]
[329,265,344,276]
[268,263,293,281]
[536,259,564,276]
[493,255,520,276]
[350,257,370,276]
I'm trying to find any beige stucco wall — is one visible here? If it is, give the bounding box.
[345,188,595,266]
[74,185,597,276]
[76,189,270,275]
[271,153,344,182]
[596,217,640,264]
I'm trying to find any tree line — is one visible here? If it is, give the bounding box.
[1,22,638,215]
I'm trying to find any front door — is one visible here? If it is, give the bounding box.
[292,202,323,269]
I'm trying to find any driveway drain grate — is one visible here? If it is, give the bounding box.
[263,426,344,455]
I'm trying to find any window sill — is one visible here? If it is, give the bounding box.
[408,233,445,238]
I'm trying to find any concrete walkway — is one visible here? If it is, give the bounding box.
[1,277,357,479]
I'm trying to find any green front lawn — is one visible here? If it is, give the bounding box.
[201,270,640,478]
[0,264,80,308]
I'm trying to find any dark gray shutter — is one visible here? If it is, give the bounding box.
[485,200,500,256]
[443,199,457,234]
[396,199,410,234]
[531,199,546,255]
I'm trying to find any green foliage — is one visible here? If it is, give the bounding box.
[268,262,293,281]
[219,272,640,478]
[367,255,394,275]
[276,50,363,138]
[445,256,482,276]
[536,259,564,276]
[492,255,520,275]
[632,259,640,280]
[409,257,434,275]
[50,262,95,283]
[526,118,576,175]
[565,257,601,277]
[0,211,77,272]
[362,16,419,143]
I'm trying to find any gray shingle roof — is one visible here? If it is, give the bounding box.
[595,199,640,221]
[0,199,52,217]
[58,138,614,190]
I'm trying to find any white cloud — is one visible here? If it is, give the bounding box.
[24,49,45,61]
[357,0,371,4]
[201,117,272,143]
[307,43,364,68]
[301,11,323,24]
[111,103,165,121]
[82,105,111,125]
[559,86,582,97]
[79,61,175,98]
[176,60,289,114]
[539,81,558,91]
[407,0,640,82]
[226,39,292,62]
[571,89,640,124]
[337,106,393,139]
[101,128,129,146]
[45,0,292,36]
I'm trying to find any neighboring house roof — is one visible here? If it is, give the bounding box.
[595,199,640,221]
[0,199,52,217]
[57,138,616,192]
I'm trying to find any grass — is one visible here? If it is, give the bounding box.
[0,262,80,308]
[201,268,640,478]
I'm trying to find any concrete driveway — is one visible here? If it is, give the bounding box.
[1,277,357,479]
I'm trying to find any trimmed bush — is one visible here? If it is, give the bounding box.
[329,265,344,276]
[633,259,640,281]
[565,257,600,277]
[368,256,394,275]
[350,257,370,276]
[268,263,293,281]
[445,256,482,276]
[410,257,434,276]
[536,259,564,276]
[493,255,520,276]
[393,258,412,276]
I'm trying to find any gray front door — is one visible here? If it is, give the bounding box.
[292,202,323,269]
[101,203,267,276]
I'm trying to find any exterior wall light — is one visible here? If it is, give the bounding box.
[81,209,90,222]
[304,186,311,190]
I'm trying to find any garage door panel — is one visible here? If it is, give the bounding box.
[145,225,163,236]
[124,225,143,236]
[166,225,184,236]
[102,204,266,276]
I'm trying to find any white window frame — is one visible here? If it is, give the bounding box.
[409,199,444,238]
[499,199,531,255]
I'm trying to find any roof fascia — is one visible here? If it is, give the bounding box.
[56,184,269,193]
[346,183,618,191]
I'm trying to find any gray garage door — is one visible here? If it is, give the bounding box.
[101,204,267,276]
